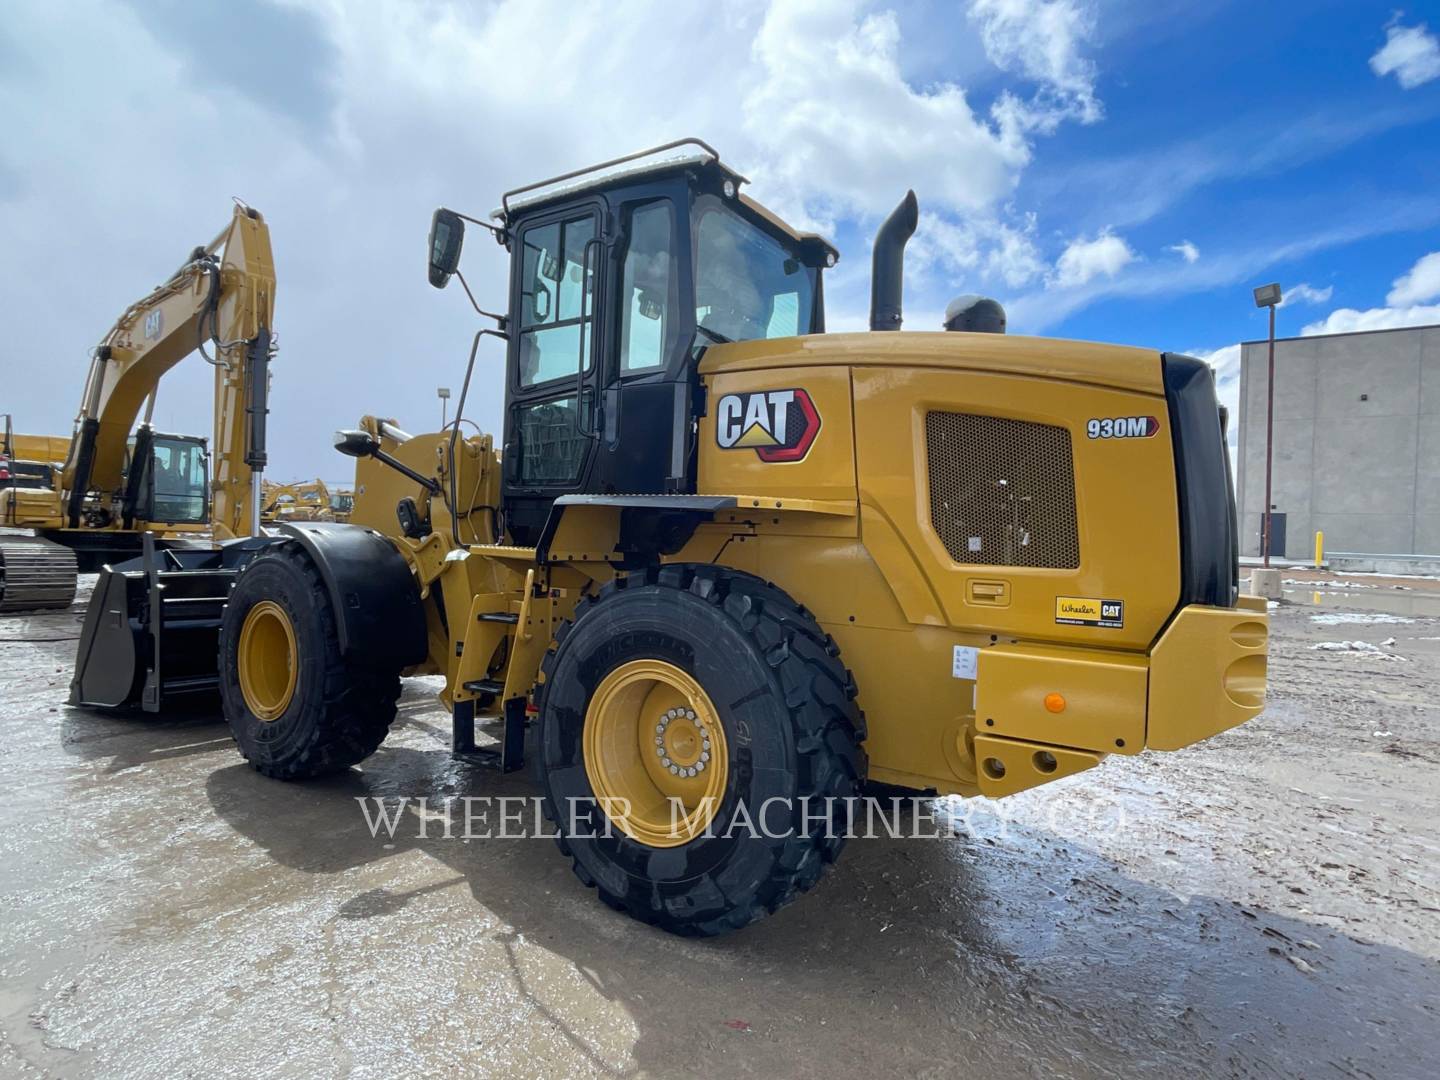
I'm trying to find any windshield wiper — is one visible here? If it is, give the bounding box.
[694,324,732,346]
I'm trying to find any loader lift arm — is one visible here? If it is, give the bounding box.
[62,202,276,537]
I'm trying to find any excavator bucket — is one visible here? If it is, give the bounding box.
[70,535,262,712]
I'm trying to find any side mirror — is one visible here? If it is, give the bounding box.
[333,429,379,459]
[428,208,464,289]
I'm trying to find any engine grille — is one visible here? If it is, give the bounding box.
[926,412,1080,569]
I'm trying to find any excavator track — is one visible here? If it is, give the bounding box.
[0,537,78,613]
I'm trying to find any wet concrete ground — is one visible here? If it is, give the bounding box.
[1,576,1437,1078]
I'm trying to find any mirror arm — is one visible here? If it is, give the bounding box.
[371,447,442,495]
[453,211,507,243]
[453,268,507,330]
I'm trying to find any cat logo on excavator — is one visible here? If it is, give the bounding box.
[714,387,821,462]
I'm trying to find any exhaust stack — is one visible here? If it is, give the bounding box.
[869,190,919,331]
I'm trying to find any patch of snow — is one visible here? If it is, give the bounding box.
[1330,571,1440,581]
[1310,640,1408,660]
[1309,613,1416,626]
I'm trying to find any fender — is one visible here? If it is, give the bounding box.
[275,522,428,667]
[534,494,738,566]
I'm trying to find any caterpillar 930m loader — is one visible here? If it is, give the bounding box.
[2,203,276,614]
[74,141,1267,935]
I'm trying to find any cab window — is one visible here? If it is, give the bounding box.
[515,397,585,486]
[150,439,207,523]
[516,214,596,387]
[618,201,679,372]
[693,196,816,343]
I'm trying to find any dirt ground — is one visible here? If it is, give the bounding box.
[1,575,1437,1079]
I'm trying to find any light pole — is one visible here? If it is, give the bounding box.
[438,386,451,430]
[1252,283,1282,566]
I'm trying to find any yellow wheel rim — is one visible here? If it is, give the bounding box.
[237,600,298,722]
[582,659,729,848]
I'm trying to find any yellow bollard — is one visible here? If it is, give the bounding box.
[1314,530,1324,569]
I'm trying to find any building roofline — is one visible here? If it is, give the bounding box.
[1240,322,1440,347]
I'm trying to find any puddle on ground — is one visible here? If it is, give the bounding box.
[1280,582,1440,618]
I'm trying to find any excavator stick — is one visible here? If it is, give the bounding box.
[69,535,259,712]
[0,537,78,613]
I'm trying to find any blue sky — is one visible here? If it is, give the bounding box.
[1,0,1438,476]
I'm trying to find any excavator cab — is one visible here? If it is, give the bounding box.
[124,433,210,526]
[428,139,838,544]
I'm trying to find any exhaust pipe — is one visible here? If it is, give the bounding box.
[869,190,919,331]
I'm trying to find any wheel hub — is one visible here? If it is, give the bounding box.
[654,706,712,776]
[237,600,298,722]
[583,659,728,848]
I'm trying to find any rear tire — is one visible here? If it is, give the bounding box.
[537,564,867,936]
[219,543,400,779]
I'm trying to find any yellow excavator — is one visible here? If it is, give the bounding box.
[0,203,276,613]
[73,142,1266,934]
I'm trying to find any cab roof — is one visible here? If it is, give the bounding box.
[490,138,839,263]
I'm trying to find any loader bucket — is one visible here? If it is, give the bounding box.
[70,535,267,712]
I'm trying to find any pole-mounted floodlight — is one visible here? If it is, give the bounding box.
[438,386,451,429]
[1253,283,1281,567]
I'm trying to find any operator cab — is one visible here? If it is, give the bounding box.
[124,432,209,526]
[428,139,838,545]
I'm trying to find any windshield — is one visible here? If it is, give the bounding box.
[693,196,816,343]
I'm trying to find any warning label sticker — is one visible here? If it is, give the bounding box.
[1055,596,1124,628]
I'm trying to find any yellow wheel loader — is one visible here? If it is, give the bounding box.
[74,141,1267,935]
[1,203,276,614]
[260,478,338,524]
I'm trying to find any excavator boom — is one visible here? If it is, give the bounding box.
[65,203,276,536]
[1,204,276,614]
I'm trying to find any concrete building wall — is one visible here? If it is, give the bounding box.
[1235,323,1440,559]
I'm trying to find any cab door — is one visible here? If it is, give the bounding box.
[502,203,603,543]
[594,193,694,498]
[501,189,696,545]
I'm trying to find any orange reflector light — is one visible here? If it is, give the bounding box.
[1043,692,1066,714]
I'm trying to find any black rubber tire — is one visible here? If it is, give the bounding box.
[536,564,867,936]
[219,542,401,780]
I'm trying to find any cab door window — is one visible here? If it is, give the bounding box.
[618,201,679,373]
[149,440,207,523]
[517,215,596,387]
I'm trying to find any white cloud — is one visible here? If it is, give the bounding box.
[1277,282,1334,307]
[1299,250,1440,335]
[0,0,1108,474]
[745,1,1029,228]
[1167,240,1199,263]
[1052,229,1135,288]
[968,0,1101,128]
[1386,250,1440,305]
[1301,303,1440,336]
[907,210,1044,288]
[1369,19,1440,89]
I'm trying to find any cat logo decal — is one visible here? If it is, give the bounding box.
[715,389,821,463]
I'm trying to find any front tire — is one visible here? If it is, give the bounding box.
[537,564,866,936]
[219,543,401,780]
